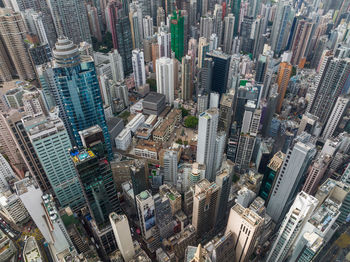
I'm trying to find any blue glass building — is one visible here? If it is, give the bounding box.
[52,37,112,158]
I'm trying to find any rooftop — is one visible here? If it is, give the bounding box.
[70,149,95,164]
[23,236,42,262]
[232,203,264,226]
[143,92,165,104]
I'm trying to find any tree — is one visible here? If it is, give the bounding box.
[176,139,183,145]
[146,79,157,92]
[181,107,189,117]
[184,116,198,128]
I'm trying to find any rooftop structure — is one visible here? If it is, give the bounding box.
[23,236,43,262]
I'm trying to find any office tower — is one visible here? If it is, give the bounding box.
[322,96,349,140]
[302,154,332,195]
[200,16,213,40]
[130,160,150,197]
[261,90,278,137]
[109,213,135,261]
[266,192,319,262]
[240,16,254,54]
[170,10,184,60]
[143,15,153,38]
[223,14,235,54]
[136,190,156,239]
[267,134,317,223]
[163,149,178,185]
[2,111,51,192]
[129,2,143,49]
[28,43,52,66]
[259,151,285,202]
[252,16,266,60]
[0,9,35,81]
[307,54,350,124]
[192,179,220,236]
[218,93,235,137]
[215,168,232,229]
[290,19,313,67]
[196,108,219,182]
[154,194,174,239]
[86,4,102,42]
[276,62,293,113]
[225,203,264,262]
[70,135,121,227]
[206,50,231,95]
[132,49,146,87]
[209,33,218,51]
[156,57,174,104]
[107,3,133,75]
[0,152,15,188]
[231,0,241,35]
[212,4,223,43]
[48,0,91,44]
[198,37,209,68]
[109,49,125,82]
[27,116,85,210]
[181,55,193,101]
[52,37,112,158]
[157,25,171,58]
[214,131,226,172]
[289,232,324,262]
[235,102,261,170]
[16,179,74,256]
[201,58,214,92]
[270,0,294,54]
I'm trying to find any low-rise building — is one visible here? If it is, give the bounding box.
[143,92,166,116]
[115,128,132,151]
[134,141,159,160]
[153,109,181,143]
[126,113,146,133]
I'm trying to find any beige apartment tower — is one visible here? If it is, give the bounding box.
[192,179,220,237]
[225,203,264,262]
[0,9,35,81]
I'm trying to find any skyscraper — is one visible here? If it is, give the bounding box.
[198,37,209,68]
[181,55,193,101]
[170,10,184,60]
[223,14,235,54]
[136,190,156,239]
[267,134,316,223]
[322,96,349,140]
[196,108,219,182]
[48,0,91,44]
[307,55,350,124]
[231,0,241,35]
[192,179,220,237]
[225,203,264,262]
[143,15,153,38]
[270,0,294,54]
[109,213,135,261]
[156,57,174,104]
[218,93,235,137]
[206,50,231,95]
[0,9,35,81]
[266,191,318,262]
[157,24,171,58]
[290,18,313,67]
[129,2,143,49]
[132,49,146,87]
[27,115,85,210]
[200,16,213,40]
[215,168,232,229]
[276,61,293,113]
[163,149,178,185]
[52,37,112,158]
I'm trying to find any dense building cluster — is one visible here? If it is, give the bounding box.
[0,0,350,261]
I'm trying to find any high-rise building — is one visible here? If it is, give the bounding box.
[132,49,146,87]
[86,4,102,42]
[266,191,319,262]
[192,179,220,237]
[52,37,112,158]
[198,37,209,68]
[259,151,285,202]
[0,9,35,81]
[215,168,232,229]
[270,0,294,54]
[307,55,350,124]
[267,134,316,223]
[27,115,85,210]
[240,16,254,54]
[206,50,231,95]
[225,203,264,262]
[201,58,214,92]
[181,55,193,101]
[200,16,213,40]
[235,101,261,170]
[322,96,349,140]
[218,93,235,137]
[15,179,74,257]
[109,49,125,83]
[170,10,184,60]
[223,14,235,54]
[230,0,241,35]
[196,108,219,182]
[129,2,143,49]
[157,24,171,58]
[143,15,153,38]
[156,57,174,104]
[290,18,313,67]
[70,139,121,227]
[48,0,91,44]
[163,149,178,185]
[109,213,135,261]
[276,62,293,113]
[136,190,156,239]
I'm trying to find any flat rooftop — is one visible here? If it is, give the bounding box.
[143,92,165,103]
